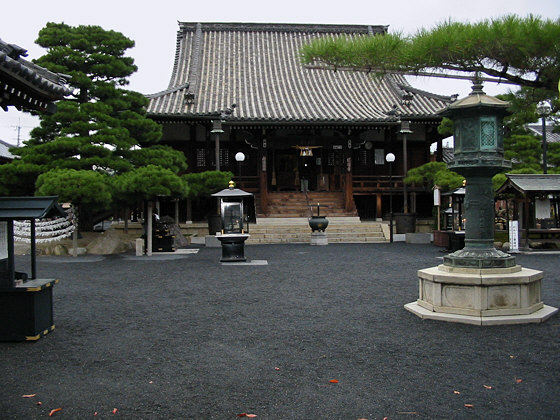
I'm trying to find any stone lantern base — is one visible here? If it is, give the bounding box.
[405,264,558,325]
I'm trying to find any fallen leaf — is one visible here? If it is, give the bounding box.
[94,412,98,416]
[149,381,153,384]
[237,414,248,418]
[246,415,257,418]
[112,408,118,414]
[483,385,493,390]
[509,355,515,359]
[49,408,62,416]
[329,379,339,383]
[22,394,36,398]
[274,367,280,371]
[515,378,523,384]
[36,402,42,406]
[453,390,461,395]
[464,404,474,408]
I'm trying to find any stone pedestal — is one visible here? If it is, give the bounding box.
[217,233,250,262]
[405,264,558,325]
[310,232,328,246]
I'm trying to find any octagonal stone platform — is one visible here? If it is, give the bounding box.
[405,264,558,325]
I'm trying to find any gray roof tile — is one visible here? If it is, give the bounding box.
[0,38,71,112]
[148,23,452,122]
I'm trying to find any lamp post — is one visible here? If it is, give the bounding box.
[400,120,413,213]
[210,104,237,172]
[235,151,245,187]
[386,152,395,243]
[211,119,224,171]
[537,101,551,174]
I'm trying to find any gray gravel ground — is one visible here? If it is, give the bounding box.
[1,243,559,419]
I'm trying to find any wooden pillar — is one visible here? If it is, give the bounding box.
[523,194,530,249]
[146,201,153,256]
[6,220,15,288]
[344,136,353,211]
[345,171,353,212]
[30,219,36,279]
[436,138,443,161]
[259,149,268,215]
[376,194,382,219]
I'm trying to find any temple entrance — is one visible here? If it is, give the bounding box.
[270,150,322,191]
[269,148,345,192]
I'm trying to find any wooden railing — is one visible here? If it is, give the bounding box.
[352,175,404,192]
[233,175,260,192]
[351,175,426,193]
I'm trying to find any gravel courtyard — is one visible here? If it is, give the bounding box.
[2,243,559,419]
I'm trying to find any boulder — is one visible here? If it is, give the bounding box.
[86,229,133,255]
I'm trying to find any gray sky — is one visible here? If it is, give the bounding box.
[1,0,559,145]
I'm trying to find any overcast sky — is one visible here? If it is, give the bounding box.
[1,0,559,145]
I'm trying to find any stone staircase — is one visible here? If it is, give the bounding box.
[257,191,358,217]
[245,217,387,244]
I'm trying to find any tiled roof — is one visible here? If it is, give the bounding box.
[497,174,560,195]
[0,139,15,160]
[0,38,71,113]
[147,23,452,123]
[526,124,560,143]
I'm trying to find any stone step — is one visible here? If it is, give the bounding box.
[245,218,387,244]
[257,191,358,218]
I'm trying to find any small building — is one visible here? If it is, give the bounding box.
[147,23,453,221]
[496,174,560,248]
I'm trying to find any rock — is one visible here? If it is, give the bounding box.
[160,217,190,248]
[53,244,69,256]
[42,243,69,255]
[86,229,133,255]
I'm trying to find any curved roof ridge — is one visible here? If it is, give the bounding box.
[145,82,190,99]
[178,22,388,35]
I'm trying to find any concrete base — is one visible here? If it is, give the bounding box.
[393,233,406,242]
[205,235,221,247]
[405,302,558,325]
[135,238,144,256]
[221,259,268,266]
[407,263,559,325]
[310,232,328,245]
[406,232,432,244]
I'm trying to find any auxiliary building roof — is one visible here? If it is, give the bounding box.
[0,38,71,113]
[147,22,452,123]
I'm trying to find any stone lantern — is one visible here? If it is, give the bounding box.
[211,181,252,262]
[442,80,514,268]
[404,81,558,325]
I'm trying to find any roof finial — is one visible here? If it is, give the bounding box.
[470,73,485,95]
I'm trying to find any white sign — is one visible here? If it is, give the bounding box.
[433,188,441,206]
[509,220,519,253]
